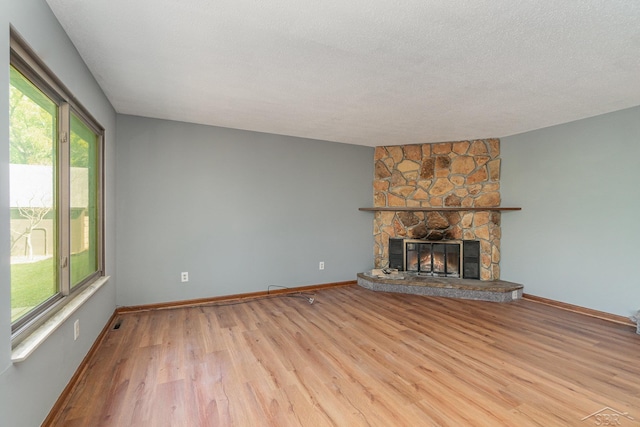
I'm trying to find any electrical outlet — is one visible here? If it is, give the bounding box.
[181,272,189,282]
[512,290,518,300]
[319,262,324,270]
[73,319,80,340]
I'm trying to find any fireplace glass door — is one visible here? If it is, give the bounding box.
[406,241,460,277]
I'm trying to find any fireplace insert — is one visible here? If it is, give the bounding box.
[388,238,480,279]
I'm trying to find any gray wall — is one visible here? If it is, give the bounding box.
[0,1,117,425]
[501,105,640,317]
[116,115,374,306]
[0,0,10,417]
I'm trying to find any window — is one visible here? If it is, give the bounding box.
[9,33,104,340]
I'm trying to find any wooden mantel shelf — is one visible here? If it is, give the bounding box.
[359,207,521,212]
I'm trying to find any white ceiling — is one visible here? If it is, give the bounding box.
[45,0,640,147]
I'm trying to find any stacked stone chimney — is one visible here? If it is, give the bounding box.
[373,139,502,280]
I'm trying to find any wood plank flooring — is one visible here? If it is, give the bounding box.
[48,285,640,426]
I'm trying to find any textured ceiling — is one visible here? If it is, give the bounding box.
[45,0,640,147]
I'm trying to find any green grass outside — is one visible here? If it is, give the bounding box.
[11,251,94,322]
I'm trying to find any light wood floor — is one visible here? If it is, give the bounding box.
[49,285,640,426]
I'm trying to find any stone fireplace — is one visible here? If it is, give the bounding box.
[372,139,503,281]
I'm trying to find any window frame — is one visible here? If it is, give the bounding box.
[9,30,105,344]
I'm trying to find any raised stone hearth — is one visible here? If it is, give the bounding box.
[357,272,523,303]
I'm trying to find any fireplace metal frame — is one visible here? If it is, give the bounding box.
[389,238,481,280]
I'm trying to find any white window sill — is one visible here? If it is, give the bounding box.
[11,276,110,363]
